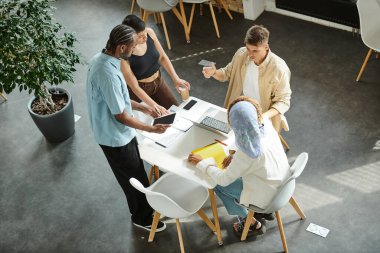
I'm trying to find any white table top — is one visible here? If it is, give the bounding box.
[136,97,235,189]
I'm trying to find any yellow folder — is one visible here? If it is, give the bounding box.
[191,142,227,169]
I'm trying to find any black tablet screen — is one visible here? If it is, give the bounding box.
[153,113,176,125]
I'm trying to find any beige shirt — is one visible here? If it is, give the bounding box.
[196,118,291,209]
[217,48,292,132]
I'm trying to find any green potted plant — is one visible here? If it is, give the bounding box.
[0,0,83,142]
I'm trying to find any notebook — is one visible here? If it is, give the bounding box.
[191,142,227,169]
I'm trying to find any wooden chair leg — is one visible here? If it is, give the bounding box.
[130,0,135,13]
[148,211,161,242]
[172,7,184,26]
[241,210,254,241]
[197,209,216,232]
[157,13,162,24]
[140,7,144,19]
[179,1,190,43]
[148,167,154,184]
[159,13,171,50]
[142,10,149,22]
[154,166,160,180]
[188,3,196,34]
[209,189,223,245]
[0,92,7,101]
[289,196,306,220]
[209,2,220,38]
[149,165,160,184]
[217,0,233,20]
[279,134,290,151]
[176,219,186,253]
[275,211,288,253]
[153,13,158,24]
[356,48,373,82]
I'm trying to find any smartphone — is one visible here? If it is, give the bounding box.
[183,99,197,110]
[153,113,176,125]
[198,59,215,67]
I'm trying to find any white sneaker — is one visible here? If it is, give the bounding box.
[133,221,166,232]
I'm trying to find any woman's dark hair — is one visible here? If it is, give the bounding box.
[122,14,145,33]
[105,24,136,54]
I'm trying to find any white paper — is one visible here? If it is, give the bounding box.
[172,117,193,132]
[306,223,329,238]
[74,114,81,122]
[141,127,184,148]
[168,105,179,113]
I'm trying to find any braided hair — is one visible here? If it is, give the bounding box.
[106,24,136,54]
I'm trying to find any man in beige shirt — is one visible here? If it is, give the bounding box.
[202,25,291,132]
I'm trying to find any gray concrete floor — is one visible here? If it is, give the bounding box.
[1,0,380,252]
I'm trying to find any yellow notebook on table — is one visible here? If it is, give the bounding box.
[191,142,227,169]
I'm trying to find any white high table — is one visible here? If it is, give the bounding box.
[137,97,235,245]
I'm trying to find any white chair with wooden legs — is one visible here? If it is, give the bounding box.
[0,92,7,101]
[182,0,220,39]
[130,173,213,253]
[356,0,380,82]
[137,0,180,50]
[240,152,308,253]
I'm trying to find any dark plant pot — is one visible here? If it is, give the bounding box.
[28,87,75,142]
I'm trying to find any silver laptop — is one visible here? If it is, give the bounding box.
[193,108,231,137]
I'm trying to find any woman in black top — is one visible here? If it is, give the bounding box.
[121,15,191,115]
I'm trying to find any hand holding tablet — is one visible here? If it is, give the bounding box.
[153,113,176,125]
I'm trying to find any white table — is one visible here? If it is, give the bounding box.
[136,97,235,245]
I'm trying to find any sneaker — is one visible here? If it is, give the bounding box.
[133,220,166,233]
[254,212,275,221]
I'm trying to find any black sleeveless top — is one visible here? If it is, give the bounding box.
[128,34,160,80]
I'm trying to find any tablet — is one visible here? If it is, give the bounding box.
[153,113,176,125]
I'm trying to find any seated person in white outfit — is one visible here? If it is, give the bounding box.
[188,96,291,237]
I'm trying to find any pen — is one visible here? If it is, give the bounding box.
[214,139,227,146]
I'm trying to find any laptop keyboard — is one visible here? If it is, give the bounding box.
[200,116,230,134]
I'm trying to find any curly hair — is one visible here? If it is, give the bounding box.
[227,96,263,126]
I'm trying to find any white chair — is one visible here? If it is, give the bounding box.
[356,0,380,82]
[239,152,308,253]
[182,0,221,39]
[130,173,214,253]
[136,0,181,50]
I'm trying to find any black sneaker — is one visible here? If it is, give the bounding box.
[133,221,166,232]
[254,212,275,221]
